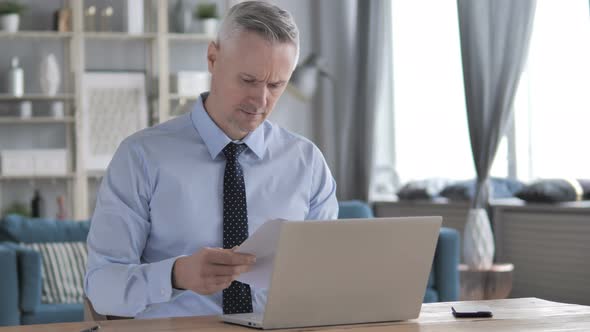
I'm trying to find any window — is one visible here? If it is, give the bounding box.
[390,0,508,184]
[513,0,590,180]
[387,0,589,187]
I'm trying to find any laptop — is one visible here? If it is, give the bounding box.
[221,216,442,329]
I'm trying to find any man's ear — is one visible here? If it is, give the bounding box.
[207,41,219,73]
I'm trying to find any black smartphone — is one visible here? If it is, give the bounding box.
[451,304,493,318]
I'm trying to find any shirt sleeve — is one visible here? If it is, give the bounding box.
[84,138,179,317]
[306,145,339,220]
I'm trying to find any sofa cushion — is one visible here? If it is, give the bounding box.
[0,244,20,326]
[423,287,439,303]
[21,303,83,325]
[21,242,87,304]
[434,228,460,302]
[440,177,524,201]
[0,242,44,314]
[396,178,452,200]
[516,179,590,203]
[338,200,374,218]
[17,247,42,313]
[0,215,90,243]
[427,267,435,288]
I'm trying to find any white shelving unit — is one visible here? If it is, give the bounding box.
[0,174,76,181]
[0,31,73,39]
[0,117,75,124]
[0,0,219,219]
[83,32,158,40]
[168,33,212,42]
[169,94,201,101]
[0,94,75,101]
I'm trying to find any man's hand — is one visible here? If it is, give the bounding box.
[172,247,256,295]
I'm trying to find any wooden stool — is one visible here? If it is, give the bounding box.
[459,263,514,300]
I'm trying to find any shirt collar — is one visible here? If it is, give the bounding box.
[191,92,266,160]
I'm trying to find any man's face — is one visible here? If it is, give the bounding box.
[206,31,297,140]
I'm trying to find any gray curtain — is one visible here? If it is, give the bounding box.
[457,0,536,209]
[313,0,393,201]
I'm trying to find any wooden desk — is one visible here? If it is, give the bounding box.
[2,298,589,332]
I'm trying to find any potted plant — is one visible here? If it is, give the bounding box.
[193,3,219,36]
[2,201,30,217]
[0,1,26,33]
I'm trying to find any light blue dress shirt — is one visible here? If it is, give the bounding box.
[85,93,338,319]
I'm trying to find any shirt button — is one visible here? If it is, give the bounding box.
[161,288,166,295]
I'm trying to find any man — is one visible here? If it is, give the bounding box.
[84,1,338,319]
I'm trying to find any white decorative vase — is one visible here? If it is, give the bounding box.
[40,54,61,96]
[125,0,144,35]
[463,208,495,269]
[50,101,64,118]
[199,18,218,36]
[19,101,32,118]
[0,14,19,32]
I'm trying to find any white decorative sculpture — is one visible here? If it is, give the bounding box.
[40,53,60,96]
[463,208,495,269]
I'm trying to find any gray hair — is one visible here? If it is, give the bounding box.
[217,1,300,68]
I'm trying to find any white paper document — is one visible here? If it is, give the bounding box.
[235,219,286,289]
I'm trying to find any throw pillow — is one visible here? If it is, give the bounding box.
[516,179,590,203]
[21,242,87,304]
[440,177,524,201]
[396,178,453,200]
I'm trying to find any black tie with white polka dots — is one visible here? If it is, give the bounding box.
[222,142,253,314]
